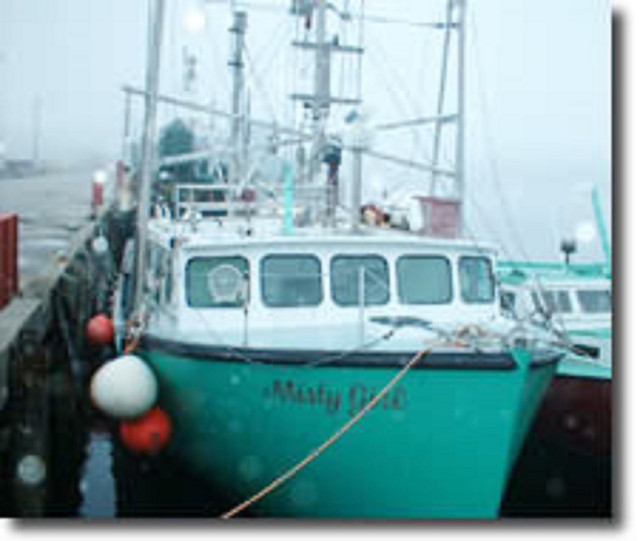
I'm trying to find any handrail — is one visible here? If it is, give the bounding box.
[171,181,328,221]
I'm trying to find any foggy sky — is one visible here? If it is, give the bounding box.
[0,0,611,262]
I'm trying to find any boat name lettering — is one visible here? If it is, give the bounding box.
[265,380,407,416]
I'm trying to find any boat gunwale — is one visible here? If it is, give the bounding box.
[140,333,562,371]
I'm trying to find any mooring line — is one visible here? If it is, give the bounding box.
[219,347,431,519]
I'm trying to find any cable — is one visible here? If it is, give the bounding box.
[220,345,431,519]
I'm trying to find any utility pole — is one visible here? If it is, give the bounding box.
[31,96,42,166]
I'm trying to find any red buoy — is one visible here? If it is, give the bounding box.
[119,407,173,455]
[86,314,115,345]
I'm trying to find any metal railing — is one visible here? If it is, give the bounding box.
[172,181,329,223]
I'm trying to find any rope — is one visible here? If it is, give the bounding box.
[220,346,431,519]
[122,312,146,355]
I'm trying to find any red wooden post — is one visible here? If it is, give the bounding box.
[0,213,19,308]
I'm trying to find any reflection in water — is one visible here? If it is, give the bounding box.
[79,433,115,518]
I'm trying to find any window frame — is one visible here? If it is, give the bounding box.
[260,253,324,308]
[500,290,517,314]
[185,255,250,309]
[330,254,390,307]
[576,288,612,314]
[396,254,453,306]
[541,289,573,314]
[458,255,496,305]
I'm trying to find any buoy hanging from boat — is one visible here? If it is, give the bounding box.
[86,314,115,345]
[90,355,158,419]
[119,407,172,455]
[91,234,110,257]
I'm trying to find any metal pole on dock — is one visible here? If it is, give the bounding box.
[122,90,132,163]
[31,96,42,167]
[134,0,166,312]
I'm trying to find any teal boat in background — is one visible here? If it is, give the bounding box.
[498,261,611,380]
[497,260,611,459]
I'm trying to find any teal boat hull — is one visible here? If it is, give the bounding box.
[140,341,558,519]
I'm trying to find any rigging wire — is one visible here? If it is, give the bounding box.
[243,43,280,129]
[408,19,440,170]
[468,7,534,265]
[245,11,292,80]
[364,36,429,173]
[465,7,565,334]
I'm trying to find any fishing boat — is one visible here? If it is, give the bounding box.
[499,262,611,373]
[497,184,612,460]
[107,0,563,518]
[498,261,611,456]
[497,259,611,515]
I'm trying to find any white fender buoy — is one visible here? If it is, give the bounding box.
[91,235,109,256]
[90,355,158,419]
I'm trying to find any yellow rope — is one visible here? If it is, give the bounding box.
[220,347,431,519]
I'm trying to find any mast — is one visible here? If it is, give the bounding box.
[134,0,166,311]
[291,0,362,223]
[228,10,248,186]
[350,126,364,230]
[429,0,454,196]
[456,0,467,236]
[428,0,466,235]
[307,0,329,194]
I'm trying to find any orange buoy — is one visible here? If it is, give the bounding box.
[86,314,115,345]
[119,407,172,455]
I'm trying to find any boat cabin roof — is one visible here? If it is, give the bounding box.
[148,216,497,257]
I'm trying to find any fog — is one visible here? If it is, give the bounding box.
[0,0,611,262]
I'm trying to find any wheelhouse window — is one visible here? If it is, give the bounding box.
[531,291,544,314]
[331,255,390,307]
[576,289,611,314]
[397,256,452,305]
[541,290,572,314]
[186,256,249,308]
[500,290,517,314]
[261,255,323,307]
[459,256,495,303]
